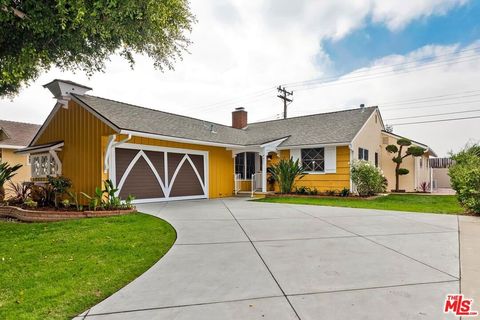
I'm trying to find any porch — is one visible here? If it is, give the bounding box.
[231,138,287,196]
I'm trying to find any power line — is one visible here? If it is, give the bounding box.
[385,108,480,121]
[376,89,480,106]
[381,99,480,111]
[292,54,480,92]
[282,45,480,87]
[390,115,480,126]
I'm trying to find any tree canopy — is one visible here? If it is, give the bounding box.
[0,0,195,96]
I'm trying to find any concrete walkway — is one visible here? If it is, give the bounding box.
[78,199,475,319]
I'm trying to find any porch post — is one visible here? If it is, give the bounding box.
[262,152,267,192]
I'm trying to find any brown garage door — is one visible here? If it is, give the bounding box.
[114,146,208,202]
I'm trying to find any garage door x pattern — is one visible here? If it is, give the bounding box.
[113,145,208,201]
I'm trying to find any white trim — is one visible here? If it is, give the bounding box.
[119,129,242,149]
[103,134,116,173]
[0,144,26,149]
[49,149,62,176]
[16,142,64,155]
[132,195,206,204]
[31,97,120,146]
[277,142,349,150]
[110,143,209,201]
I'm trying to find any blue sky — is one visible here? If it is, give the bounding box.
[322,1,480,74]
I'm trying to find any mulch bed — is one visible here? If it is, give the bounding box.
[0,206,136,223]
[265,193,383,200]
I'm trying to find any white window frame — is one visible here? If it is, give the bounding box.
[30,151,62,178]
[301,147,325,174]
[234,152,256,180]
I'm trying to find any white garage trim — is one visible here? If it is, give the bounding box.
[110,143,209,203]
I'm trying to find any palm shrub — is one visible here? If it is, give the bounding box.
[351,160,387,196]
[385,138,425,191]
[449,145,480,214]
[0,161,22,202]
[268,158,306,194]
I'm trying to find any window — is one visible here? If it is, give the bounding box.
[358,148,369,161]
[235,152,256,179]
[419,157,423,168]
[375,152,379,167]
[31,153,59,178]
[301,148,324,172]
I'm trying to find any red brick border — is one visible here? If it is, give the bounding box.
[0,206,136,222]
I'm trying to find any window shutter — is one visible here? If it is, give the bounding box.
[290,149,301,162]
[324,146,337,173]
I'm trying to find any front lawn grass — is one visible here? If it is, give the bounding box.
[256,194,464,214]
[0,213,176,320]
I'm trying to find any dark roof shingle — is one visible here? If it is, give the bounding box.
[73,94,377,147]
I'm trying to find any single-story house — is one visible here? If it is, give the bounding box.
[18,79,436,203]
[0,120,41,188]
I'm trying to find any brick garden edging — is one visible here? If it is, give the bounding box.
[0,206,136,222]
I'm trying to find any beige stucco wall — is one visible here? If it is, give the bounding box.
[1,148,31,193]
[351,110,383,167]
[380,134,431,192]
[433,168,451,188]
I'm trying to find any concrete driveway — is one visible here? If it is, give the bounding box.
[79,198,465,319]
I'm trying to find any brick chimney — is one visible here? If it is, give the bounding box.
[232,107,247,129]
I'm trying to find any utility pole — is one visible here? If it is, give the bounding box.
[277,86,293,119]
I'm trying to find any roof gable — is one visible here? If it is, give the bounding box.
[0,120,41,148]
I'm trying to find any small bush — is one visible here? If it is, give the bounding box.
[339,188,350,197]
[419,181,430,193]
[325,189,337,196]
[449,145,480,214]
[308,187,318,195]
[295,186,309,195]
[351,160,387,197]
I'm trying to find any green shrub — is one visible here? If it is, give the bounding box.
[340,187,350,197]
[351,160,387,197]
[449,145,480,214]
[47,176,72,208]
[268,158,307,194]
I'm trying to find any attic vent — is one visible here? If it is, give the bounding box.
[382,137,389,145]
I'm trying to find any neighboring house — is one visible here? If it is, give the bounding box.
[380,131,437,192]
[18,79,435,203]
[0,120,41,188]
[430,158,454,190]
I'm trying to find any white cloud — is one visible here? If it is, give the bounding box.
[0,0,476,156]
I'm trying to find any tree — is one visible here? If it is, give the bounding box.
[268,158,307,194]
[0,0,195,96]
[449,144,480,214]
[385,138,425,192]
[0,161,22,202]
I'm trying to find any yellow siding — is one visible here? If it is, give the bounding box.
[114,135,234,198]
[297,146,351,192]
[35,100,116,198]
[269,147,351,192]
[33,100,235,200]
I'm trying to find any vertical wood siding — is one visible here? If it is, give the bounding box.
[35,101,115,198]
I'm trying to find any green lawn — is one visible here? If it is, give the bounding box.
[256,194,465,214]
[0,213,176,320]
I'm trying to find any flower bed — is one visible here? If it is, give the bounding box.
[0,205,136,222]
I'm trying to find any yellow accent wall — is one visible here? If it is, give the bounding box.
[268,147,351,192]
[35,101,116,199]
[33,100,234,200]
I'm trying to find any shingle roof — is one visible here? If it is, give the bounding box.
[245,107,377,146]
[73,94,377,147]
[0,120,41,148]
[74,94,248,146]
